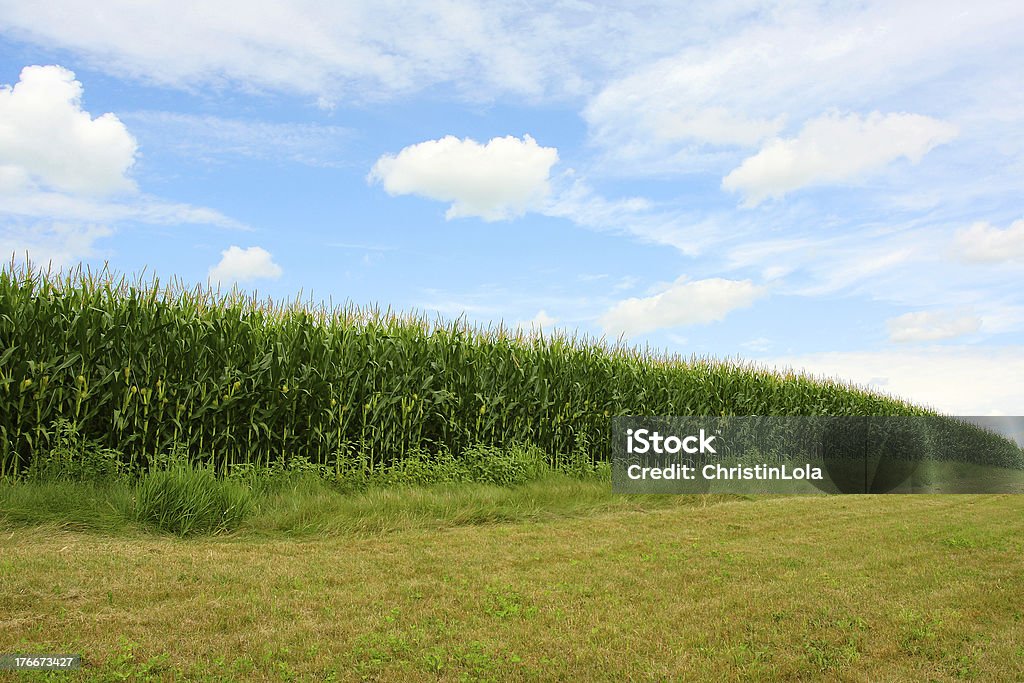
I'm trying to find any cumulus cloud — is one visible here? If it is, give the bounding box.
[208,246,283,284]
[0,65,246,267]
[599,276,765,336]
[368,135,558,221]
[953,219,1024,263]
[887,310,981,343]
[0,65,137,195]
[722,111,958,206]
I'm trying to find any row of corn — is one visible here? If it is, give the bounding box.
[0,260,1004,478]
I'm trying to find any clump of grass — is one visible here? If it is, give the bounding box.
[134,453,253,536]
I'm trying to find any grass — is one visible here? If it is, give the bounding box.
[1,489,1022,681]
[0,433,620,536]
[0,471,723,538]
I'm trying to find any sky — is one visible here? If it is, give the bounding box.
[1,1,1022,415]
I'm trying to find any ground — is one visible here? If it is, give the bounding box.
[2,493,1022,681]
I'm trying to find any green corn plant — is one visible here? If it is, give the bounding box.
[1,259,1020,479]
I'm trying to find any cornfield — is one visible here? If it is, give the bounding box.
[0,261,942,478]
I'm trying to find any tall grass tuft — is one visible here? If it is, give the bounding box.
[134,455,253,536]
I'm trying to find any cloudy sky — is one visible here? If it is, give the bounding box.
[1,1,1022,415]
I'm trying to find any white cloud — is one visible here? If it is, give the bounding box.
[0,1,593,102]
[122,111,352,167]
[368,135,558,221]
[543,176,724,256]
[519,309,557,330]
[974,304,1024,340]
[762,347,1024,415]
[614,275,640,292]
[585,86,785,164]
[584,2,1021,173]
[367,154,705,256]
[721,220,1024,342]
[0,65,246,263]
[953,219,1024,263]
[887,310,981,343]
[0,2,792,105]
[0,189,244,230]
[796,246,919,298]
[722,111,958,206]
[741,337,772,353]
[0,65,137,195]
[651,107,785,148]
[599,276,766,336]
[208,246,283,284]
[0,222,113,267]
[3,2,1022,127]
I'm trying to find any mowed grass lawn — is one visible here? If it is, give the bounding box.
[2,494,1023,681]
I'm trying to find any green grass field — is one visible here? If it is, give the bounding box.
[2,487,1022,682]
[3,264,1023,681]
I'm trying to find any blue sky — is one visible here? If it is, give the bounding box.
[1,1,1022,414]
